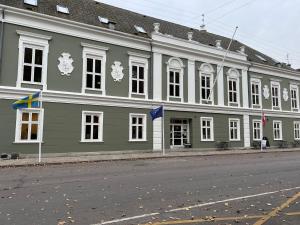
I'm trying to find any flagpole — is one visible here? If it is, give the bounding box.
[38,90,43,163]
[162,104,165,156]
[261,109,263,151]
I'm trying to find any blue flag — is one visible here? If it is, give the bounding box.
[150,106,163,121]
[12,92,40,110]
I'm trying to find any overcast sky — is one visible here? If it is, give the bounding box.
[99,0,300,69]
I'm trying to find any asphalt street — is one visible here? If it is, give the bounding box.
[0,151,300,225]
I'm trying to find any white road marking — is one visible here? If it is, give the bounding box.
[92,186,300,225]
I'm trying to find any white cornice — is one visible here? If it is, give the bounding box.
[16,30,52,40]
[2,86,300,118]
[128,51,151,59]
[81,42,109,51]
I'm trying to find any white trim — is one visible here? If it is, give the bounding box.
[153,52,162,101]
[200,117,214,141]
[167,57,184,102]
[128,51,151,59]
[17,32,49,90]
[187,60,195,104]
[14,108,44,143]
[290,84,299,111]
[81,45,107,95]
[242,69,249,108]
[81,42,109,51]
[252,119,262,141]
[217,65,224,106]
[199,63,214,105]
[81,111,104,142]
[16,30,52,40]
[243,114,250,147]
[250,78,262,108]
[294,121,300,140]
[273,120,282,141]
[228,118,240,141]
[271,81,281,110]
[129,56,148,99]
[129,113,147,142]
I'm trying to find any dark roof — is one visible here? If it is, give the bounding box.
[0,0,295,70]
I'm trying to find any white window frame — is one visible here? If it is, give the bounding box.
[200,117,214,141]
[81,43,108,94]
[17,31,51,89]
[129,113,147,142]
[227,68,240,106]
[167,57,184,102]
[290,84,299,111]
[129,54,149,98]
[229,118,240,141]
[15,108,44,143]
[252,119,262,141]
[271,81,281,110]
[273,120,282,141]
[199,63,214,104]
[294,121,300,140]
[250,78,262,108]
[81,111,104,142]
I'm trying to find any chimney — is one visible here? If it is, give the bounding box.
[187,31,193,41]
[153,23,160,33]
[108,21,116,30]
[215,40,222,49]
[240,46,245,54]
[200,24,206,31]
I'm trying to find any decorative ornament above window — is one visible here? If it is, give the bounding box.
[283,88,289,101]
[111,61,124,82]
[263,85,270,99]
[58,53,74,76]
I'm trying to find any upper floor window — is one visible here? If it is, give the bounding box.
[229,118,240,141]
[200,117,214,141]
[129,53,149,98]
[251,78,261,107]
[81,111,103,142]
[294,121,300,140]
[253,120,262,141]
[290,84,299,111]
[15,108,43,143]
[199,63,214,104]
[81,43,108,94]
[129,114,147,141]
[271,81,281,110]
[17,31,51,89]
[273,120,282,140]
[227,68,240,106]
[167,57,184,101]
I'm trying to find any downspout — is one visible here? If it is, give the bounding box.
[0,9,5,81]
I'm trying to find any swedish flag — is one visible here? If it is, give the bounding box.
[12,92,41,110]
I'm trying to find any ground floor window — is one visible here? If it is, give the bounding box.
[129,114,147,141]
[294,121,300,140]
[81,111,103,142]
[253,120,262,141]
[200,117,214,141]
[229,118,240,141]
[15,109,43,142]
[273,120,282,140]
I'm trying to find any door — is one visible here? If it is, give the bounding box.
[170,119,190,148]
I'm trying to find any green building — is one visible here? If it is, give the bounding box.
[0,0,300,154]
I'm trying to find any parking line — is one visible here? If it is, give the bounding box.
[253,192,300,225]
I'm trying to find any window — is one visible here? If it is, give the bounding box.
[134,25,146,33]
[228,78,238,104]
[129,114,147,141]
[290,85,299,111]
[24,0,37,6]
[15,109,43,143]
[253,120,262,141]
[56,5,69,14]
[129,55,148,98]
[294,121,300,140]
[167,58,184,101]
[81,111,103,142]
[271,81,281,109]
[98,16,109,24]
[199,63,214,104]
[200,117,214,141]
[251,79,261,107]
[229,119,240,141]
[82,44,107,94]
[17,31,50,89]
[273,120,282,140]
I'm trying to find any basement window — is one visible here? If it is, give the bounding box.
[56,5,69,14]
[134,25,146,34]
[24,0,38,6]
[98,16,109,24]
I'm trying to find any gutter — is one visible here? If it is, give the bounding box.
[0,9,4,81]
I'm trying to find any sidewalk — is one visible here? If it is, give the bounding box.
[1,148,300,168]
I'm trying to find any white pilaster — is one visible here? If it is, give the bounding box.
[243,114,251,148]
[217,65,224,106]
[153,118,162,151]
[153,52,162,101]
[188,60,195,103]
[242,69,249,108]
